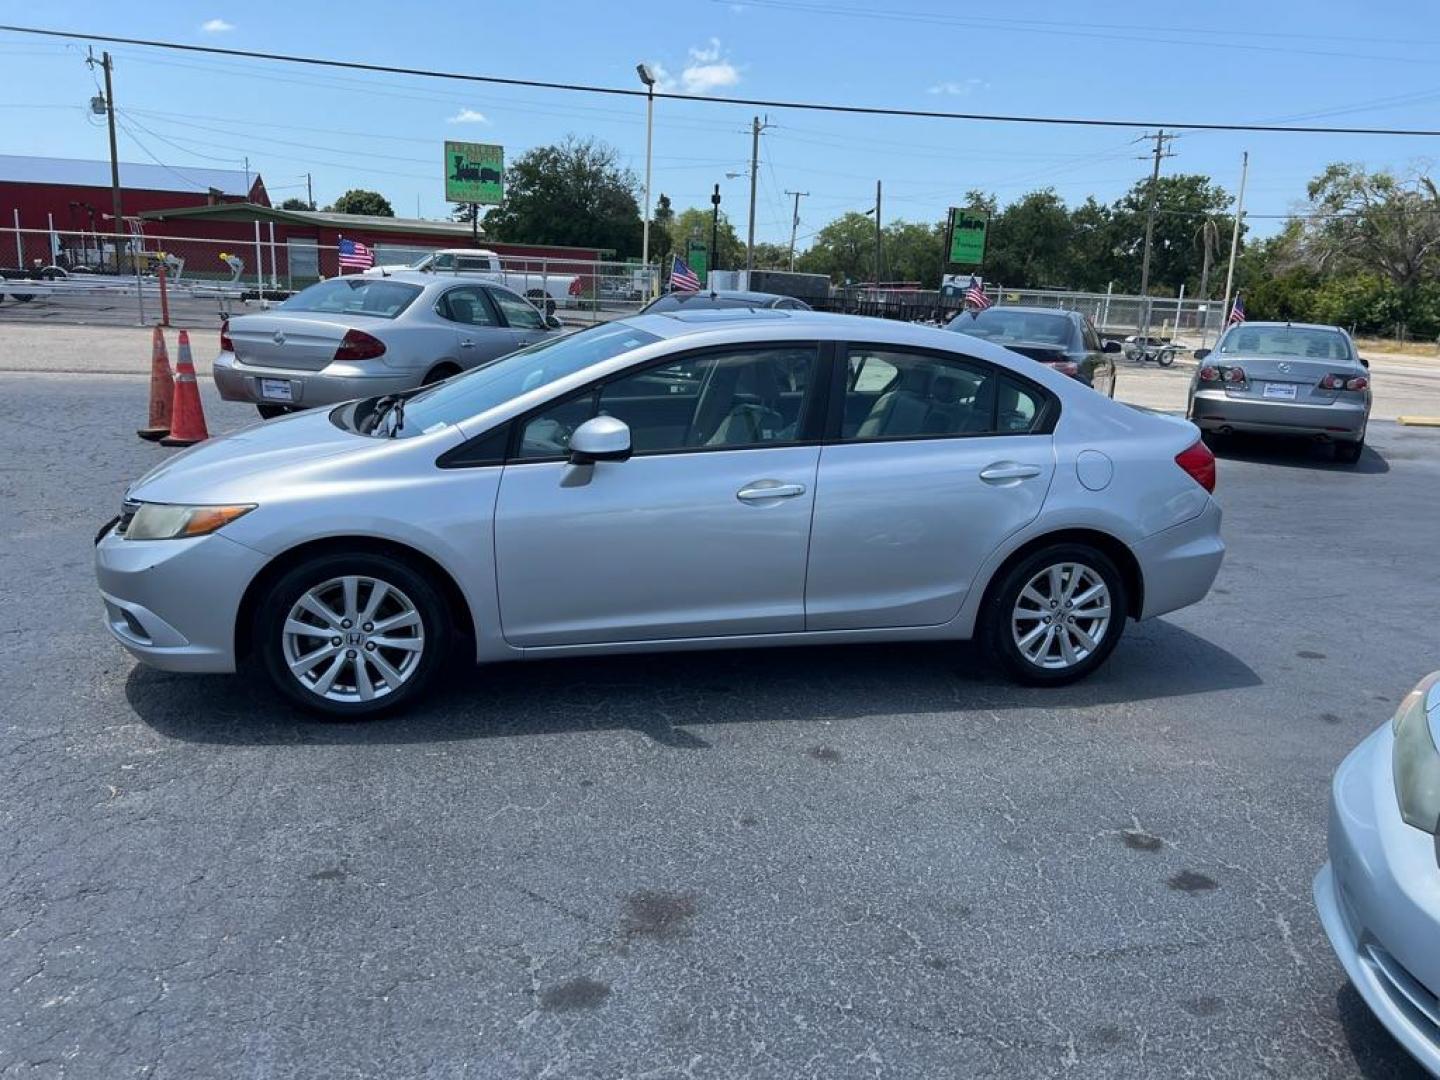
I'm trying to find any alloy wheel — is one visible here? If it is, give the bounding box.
[281,575,425,703]
[1010,562,1112,671]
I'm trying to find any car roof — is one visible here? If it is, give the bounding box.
[626,308,1010,346]
[965,306,1078,318]
[1221,321,1347,333]
[370,271,519,295]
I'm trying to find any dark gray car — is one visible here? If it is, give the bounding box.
[948,306,1120,396]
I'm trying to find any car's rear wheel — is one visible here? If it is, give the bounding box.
[257,553,450,717]
[980,543,1128,686]
[1334,434,1365,464]
[422,363,460,385]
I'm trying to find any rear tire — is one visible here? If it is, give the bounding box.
[422,363,461,385]
[256,552,451,718]
[979,543,1128,686]
[1334,435,1364,465]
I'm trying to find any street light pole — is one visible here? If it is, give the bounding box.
[636,64,657,295]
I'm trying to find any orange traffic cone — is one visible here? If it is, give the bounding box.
[137,326,174,441]
[159,330,210,447]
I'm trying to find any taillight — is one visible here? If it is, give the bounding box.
[1319,373,1345,390]
[1175,439,1217,493]
[1346,375,1368,391]
[219,318,233,353]
[1224,366,1248,386]
[1199,365,1220,382]
[1050,360,1079,377]
[333,329,386,362]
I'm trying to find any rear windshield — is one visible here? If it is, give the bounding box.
[949,308,1073,346]
[394,321,662,435]
[1218,326,1352,361]
[281,278,422,319]
[644,294,760,313]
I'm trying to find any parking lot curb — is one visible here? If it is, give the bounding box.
[1397,415,1440,426]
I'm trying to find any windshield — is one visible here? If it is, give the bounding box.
[281,278,422,319]
[1218,326,1352,361]
[949,308,1073,346]
[392,321,662,436]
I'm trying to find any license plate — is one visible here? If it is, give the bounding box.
[259,378,294,402]
[1263,382,1298,400]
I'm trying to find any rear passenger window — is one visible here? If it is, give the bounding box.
[840,348,1047,440]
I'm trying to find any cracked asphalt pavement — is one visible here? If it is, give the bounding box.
[3,371,1438,1078]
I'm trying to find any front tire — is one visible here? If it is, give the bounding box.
[980,543,1128,686]
[256,552,450,718]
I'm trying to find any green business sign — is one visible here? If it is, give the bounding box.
[946,207,989,265]
[686,239,709,285]
[445,141,504,205]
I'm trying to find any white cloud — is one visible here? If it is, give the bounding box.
[200,18,234,32]
[689,37,723,63]
[927,78,986,96]
[682,61,740,95]
[446,108,489,124]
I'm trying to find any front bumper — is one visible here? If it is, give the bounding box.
[213,352,417,409]
[1315,725,1440,1077]
[1131,498,1225,620]
[94,524,268,673]
[1189,389,1367,440]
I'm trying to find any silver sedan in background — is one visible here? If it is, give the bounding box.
[1315,671,1440,1076]
[1188,321,1371,463]
[213,272,563,418]
[98,310,1224,717]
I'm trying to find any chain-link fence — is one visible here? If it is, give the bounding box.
[0,227,659,329]
[994,287,1229,345]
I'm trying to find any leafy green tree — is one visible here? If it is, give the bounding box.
[1298,164,1440,291]
[1109,173,1233,294]
[449,203,480,225]
[667,206,742,271]
[797,212,878,283]
[883,219,946,287]
[327,189,394,217]
[749,241,791,269]
[482,137,642,256]
[650,194,675,265]
[985,189,1074,289]
[279,196,315,211]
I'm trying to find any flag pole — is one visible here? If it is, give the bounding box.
[1217,150,1249,343]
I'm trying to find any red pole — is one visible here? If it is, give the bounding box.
[156,259,171,327]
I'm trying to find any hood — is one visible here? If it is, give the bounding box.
[126,407,441,505]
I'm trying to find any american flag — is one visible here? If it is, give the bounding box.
[338,238,374,271]
[1227,294,1246,326]
[964,275,992,310]
[670,254,701,292]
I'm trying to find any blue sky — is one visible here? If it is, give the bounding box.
[4,0,1440,248]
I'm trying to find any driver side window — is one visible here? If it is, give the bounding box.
[514,345,819,460]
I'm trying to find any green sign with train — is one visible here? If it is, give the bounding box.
[444,141,504,205]
[946,207,989,265]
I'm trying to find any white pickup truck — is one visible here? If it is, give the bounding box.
[365,248,581,307]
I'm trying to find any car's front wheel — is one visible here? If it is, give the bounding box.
[256,552,450,717]
[980,543,1128,686]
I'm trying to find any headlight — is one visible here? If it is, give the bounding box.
[124,502,254,541]
[1392,671,1440,834]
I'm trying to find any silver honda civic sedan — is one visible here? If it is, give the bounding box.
[212,272,563,418]
[1188,321,1371,463]
[1315,671,1440,1076]
[96,309,1225,717]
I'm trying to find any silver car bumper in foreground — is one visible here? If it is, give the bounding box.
[1190,389,1367,440]
[213,351,416,409]
[1315,725,1440,1077]
[95,525,266,673]
[1131,498,1225,620]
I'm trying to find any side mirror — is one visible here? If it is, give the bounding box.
[1193,348,1211,360]
[544,314,563,330]
[1358,356,1370,369]
[568,415,631,465]
[1102,339,1122,354]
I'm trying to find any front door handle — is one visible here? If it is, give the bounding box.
[979,462,1043,484]
[737,481,807,502]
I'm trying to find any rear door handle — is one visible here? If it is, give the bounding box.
[979,462,1043,483]
[459,339,476,348]
[737,481,807,502]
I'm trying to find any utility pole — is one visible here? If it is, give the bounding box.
[1136,130,1175,339]
[87,49,123,267]
[785,189,808,271]
[745,115,771,274]
[874,180,883,285]
[306,172,314,210]
[710,183,722,280]
[1219,151,1250,341]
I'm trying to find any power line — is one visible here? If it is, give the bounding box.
[6,23,1440,136]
